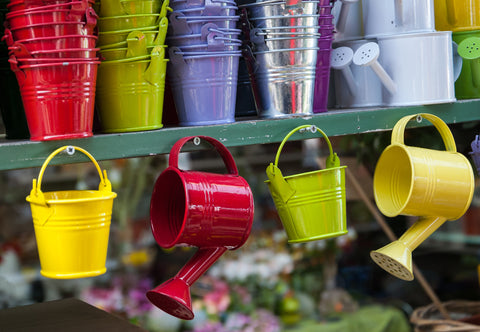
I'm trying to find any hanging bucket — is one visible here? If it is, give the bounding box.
[26,146,117,279]
[265,124,347,243]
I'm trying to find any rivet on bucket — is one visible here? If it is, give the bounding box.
[265,124,348,243]
[26,146,117,279]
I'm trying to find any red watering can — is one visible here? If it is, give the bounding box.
[147,136,254,320]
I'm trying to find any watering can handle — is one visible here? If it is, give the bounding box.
[31,146,112,201]
[169,136,239,175]
[273,124,339,170]
[391,113,457,152]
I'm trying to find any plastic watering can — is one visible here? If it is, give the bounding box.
[434,0,480,32]
[330,42,396,108]
[371,113,474,281]
[265,125,347,243]
[362,0,435,38]
[26,146,117,279]
[354,33,461,106]
[332,0,363,41]
[453,34,480,99]
[147,136,254,320]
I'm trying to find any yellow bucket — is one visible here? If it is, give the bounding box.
[26,146,117,279]
[434,0,480,32]
[265,125,347,243]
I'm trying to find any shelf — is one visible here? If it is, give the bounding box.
[1,98,480,171]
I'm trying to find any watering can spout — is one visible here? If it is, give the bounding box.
[370,216,447,281]
[147,247,227,320]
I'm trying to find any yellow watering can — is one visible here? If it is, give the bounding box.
[26,146,117,279]
[371,113,474,281]
[265,125,348,243]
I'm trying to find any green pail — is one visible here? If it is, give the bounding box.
[453,31,480,99]
[95,45,168,133]
[265,125,347,243]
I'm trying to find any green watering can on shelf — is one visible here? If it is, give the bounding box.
[265,124,348,243]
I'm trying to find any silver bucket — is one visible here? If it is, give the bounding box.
[250,27,321,51]
[246,14,320,29]
[243,45,318,118]
[240,0,320,17]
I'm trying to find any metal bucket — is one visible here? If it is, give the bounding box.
[26,145,117,279]
[96,46,167,133]
[266,125,347,243]
[167,47,240,125]
[313,36,333,113]
[243,45,318,118]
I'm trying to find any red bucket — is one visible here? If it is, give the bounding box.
[7,0,94,12]
[6,8,97,40]
[11,60,99,140]
[5,34,98,51]
[9,44,99,58]
[9,55,99,65]
[6,9,86,27]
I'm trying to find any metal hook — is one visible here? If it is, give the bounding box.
[193,137,201,145]
[416,115,423,123]
[66,146,75,155]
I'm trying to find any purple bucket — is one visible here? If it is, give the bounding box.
[313,36,333,113]
[170,0,236,10]
[168,11,239,35]
[167,46,240,126]
[167,22,241,47]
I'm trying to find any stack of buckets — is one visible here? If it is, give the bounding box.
[166,0,241,126]
[0,0,29,139]
[3,0,99,141]
[239,0,326,118]
[434,0,480,100]
[312,0,334,113]
[94,0,170,133]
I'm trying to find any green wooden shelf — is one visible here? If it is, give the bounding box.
[1,98,479,171]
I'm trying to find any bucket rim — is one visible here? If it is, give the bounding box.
[27,190,118,204]
[264,165,346,183]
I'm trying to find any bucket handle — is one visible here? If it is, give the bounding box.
[153,16,169,46]
[169,136,239,175]
[391,113,457,152]
[29,146,113,208]
[266,125,340,203]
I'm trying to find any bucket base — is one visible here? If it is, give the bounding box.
[287,229,348,244]
[179,119,235,126]
[101,124,164,133]
[40,267,106,279]
[31,131,93,141]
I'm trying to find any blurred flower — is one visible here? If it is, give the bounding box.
[203,278,231,315]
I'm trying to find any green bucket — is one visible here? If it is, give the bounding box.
[265,125,347,243]
[95,45,168,133]
[453,31,480,99]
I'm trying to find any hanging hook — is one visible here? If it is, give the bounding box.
[193,137,201,145]
[66,146,75,155]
